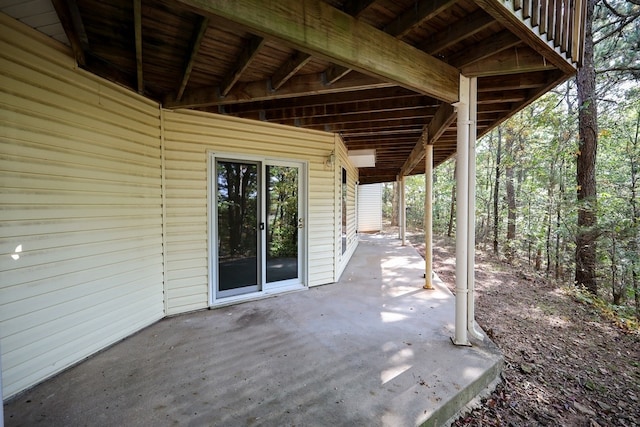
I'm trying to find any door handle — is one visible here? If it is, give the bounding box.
[259,222,265,231]
[298,218,304,229]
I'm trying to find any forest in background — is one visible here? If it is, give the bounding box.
[383,0,640,322]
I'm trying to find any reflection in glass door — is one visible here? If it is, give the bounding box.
[266,165,299,284]
[216,160,260,297]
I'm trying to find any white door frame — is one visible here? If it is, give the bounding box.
[208,151,307,306]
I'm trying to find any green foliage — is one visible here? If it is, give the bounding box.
[564,285,639,333]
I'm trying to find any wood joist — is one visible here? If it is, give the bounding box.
[47,0,582,184]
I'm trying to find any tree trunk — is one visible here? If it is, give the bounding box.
[447,160,456,237]
[629,106,640,319]
[505,129,516,262]
[556,159,565,280]
[575,0,598,294]
[493,127,502,254]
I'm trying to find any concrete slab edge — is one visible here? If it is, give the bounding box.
[420,357,504,427]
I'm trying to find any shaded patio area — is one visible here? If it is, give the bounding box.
[4,234,501,426]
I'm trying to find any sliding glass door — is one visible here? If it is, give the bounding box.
[213,156,304,301]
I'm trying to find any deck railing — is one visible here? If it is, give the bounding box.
[509,0,586,65]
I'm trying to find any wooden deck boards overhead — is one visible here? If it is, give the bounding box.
[3,0,585,183]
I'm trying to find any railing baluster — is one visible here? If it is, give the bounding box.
[555,0,562,47]
[540,0,548,34]
[523,0,531,19]
[547,0,556,41]
[532,0,541,27]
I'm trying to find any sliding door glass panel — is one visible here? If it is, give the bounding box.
[266,165,299,283]
[216,160,260,295]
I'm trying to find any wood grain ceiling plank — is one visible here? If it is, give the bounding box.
[176,16,209,101]
[175,0,459,103]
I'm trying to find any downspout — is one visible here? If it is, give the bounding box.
[453,75,470,346]
[160,107,168,315]
[424,142,434,289]
[467,77,483,341]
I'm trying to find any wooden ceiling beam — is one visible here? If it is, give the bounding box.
[478,72,549,91]
[237,101,435,122]
[51,0,88,66]
[384,0,458,38]
[273,107,435,127]
[462,46,556,77]
[270,52,312,91]
[134,0,144,94]
[220,35,265,96]
[219,87,425,115]
[477,90,527,103]
[175,0,459,103]
[176,16,209,101]
[340,127,424,137]
[400,103,456,176]
[165,72,394,108]
[448,30,521,68]
[423,9,495,55]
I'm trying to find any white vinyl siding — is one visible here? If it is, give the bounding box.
[162,109,336,315]
[0,16,164,399]
[335,136,359,279]
[358,184,383,232]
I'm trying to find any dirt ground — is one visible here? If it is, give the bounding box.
[405,232,640,427]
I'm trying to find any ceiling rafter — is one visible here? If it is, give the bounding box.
[448,29,521,68]
[220,35,265,96]
[51,0,88,66]
[400,103,456,176]
[342,0,377,18]
[422,9,495,55]
[383,0,458,38]
[165,72,394,108]
[134,0,143,94]
[176,16,210,101]
[462,45,557,76]
[270,52,312,91]
[324,65,352,85]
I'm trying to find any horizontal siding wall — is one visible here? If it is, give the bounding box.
[335,136,359,279]
[0,15,164,399]
[358,184,383,232]
[162,109,336,315]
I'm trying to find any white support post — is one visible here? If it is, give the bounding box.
[396,175,407,246]
[424,143,434,289]
[467,77,483,341]
[400,175,406,246]
[453,75,470,346]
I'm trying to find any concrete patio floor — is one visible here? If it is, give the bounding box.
[4,234,502,426]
